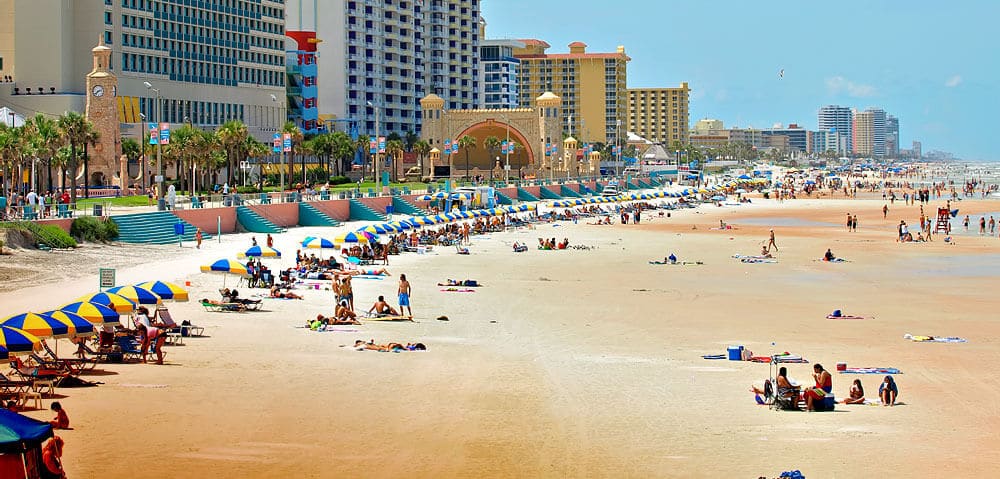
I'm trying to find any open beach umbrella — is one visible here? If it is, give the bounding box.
[1,313,70,339]
[200,258,250,286]
[0,326,42,357]
[59,301,120,326]
[429,191,449,199]
[39,311,95,338]
[135,281,190,302]
[450,192,472,201]
[359,224,392,235]
[389,220,411,231]
[416,194,434,201]
[413,216,435,226]
[106,285,162,306]
[77,292,136,314]
[333,231,369,245]
[302,237,336,249]
[238,245,282,259]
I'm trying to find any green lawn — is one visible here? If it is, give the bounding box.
[74,195,153,208]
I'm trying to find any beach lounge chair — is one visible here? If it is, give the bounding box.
[9,357,67,389]
[200,299,245,313]
[0,372,39,408]
[41,341,98,373]
[115,336,143,362]
[76,341,119,363]
[154,308,184,345]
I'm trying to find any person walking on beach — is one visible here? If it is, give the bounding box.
[979,216,986,235]
[882,204,888,219]
[964,215,970,231]
[990,216,996,235]
[767,229,778,251]
[266,233,273,248]
[251,236,257,247]
[195,228,203,249]
[852,215,858,232]
[398,274,412,317]
[846,213,852,232]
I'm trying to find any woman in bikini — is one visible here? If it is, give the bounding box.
[134,306,167,364]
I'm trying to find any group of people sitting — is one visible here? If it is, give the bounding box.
[537,237,570,250]
[220,288,262,307]
[756,364,900,410]
[353,339,427,352]
[308,300,361,329]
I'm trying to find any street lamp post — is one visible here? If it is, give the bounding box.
[616,119,622,178]
[143,81,165,211]
[139,112,146,191]
[367,101,381,194]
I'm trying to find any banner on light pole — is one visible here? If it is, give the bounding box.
[272,133,281,153]
[158,123,170,145]
[148,123,159,145]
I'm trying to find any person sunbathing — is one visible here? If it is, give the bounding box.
[760,245,773,258]
[201,298,247,310]
[270,286,303,300]
[438,279,481,287]
[367,295,401,317]
[354,340,426,352]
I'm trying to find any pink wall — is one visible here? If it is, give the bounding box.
[522,186,541,197]
[311,200,351,221]
[500,187,517,199]
[249,203,299,227]
[174,207,238,234]
[37,218,73,233]
[562,184,580,194]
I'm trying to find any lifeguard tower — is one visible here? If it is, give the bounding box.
[935,207,952,234]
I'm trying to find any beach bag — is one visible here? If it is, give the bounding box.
[831,310,842,318]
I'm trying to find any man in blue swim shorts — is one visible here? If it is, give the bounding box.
[398,273,412,317]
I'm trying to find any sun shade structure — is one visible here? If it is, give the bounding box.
[135,281,190,302]
[39,311,96,338]
[59,301,120,326]
[0,313,70,339]
[0,409,53,454]
[301,237,336,249]
[76,292,136,314]
[105,285,163,306]
[0,326,42,358]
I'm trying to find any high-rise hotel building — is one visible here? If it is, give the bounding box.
[852,107,887,158]
[514,40,629,144]
[288,0,481,136]
[817,105,853,154]
[626,83,690,147]
[0,0,288,137]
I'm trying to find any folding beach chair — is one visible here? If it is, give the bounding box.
[155,308,184,345]
[41,340,98,373]
[115,336,144,362]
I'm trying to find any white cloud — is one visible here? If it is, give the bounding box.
[825,76,877,98]
[945,75,962,87]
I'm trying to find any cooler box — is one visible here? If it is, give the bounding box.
[727,345,743,361]
[836,362,847,371]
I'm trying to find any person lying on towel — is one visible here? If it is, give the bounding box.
[439,279,481,287]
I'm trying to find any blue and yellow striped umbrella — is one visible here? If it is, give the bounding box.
[429,191,449,199]
[60,301,120,326]
[432,214,451,223]
[77,292,136,314]
[238,245,282,259]
[200,259,249,276]
[0,326,41,358]
[135,281,189,302]
[301,237,336,249]
[388,220,411,231]
[333,231,369,245]
[39,311,95,338]
[106,285,162,306]
[359,224,392,235]
[413,216,435,226]
[450,192,472,201]
[1,313,70,339]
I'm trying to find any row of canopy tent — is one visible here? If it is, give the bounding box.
[548,179,768,208]
[0,282,189,359]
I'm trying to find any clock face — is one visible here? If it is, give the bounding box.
[92,85,104,97]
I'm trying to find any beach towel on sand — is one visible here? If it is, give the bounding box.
[750,354,808,364]
[904,333,967,343]
[740,258,777,264]
[440,288,475,293]
[732,254,771,260]
[650,261,704,265]
[840,367,901,375]
[826,314,866,320]
[701,354,726,360]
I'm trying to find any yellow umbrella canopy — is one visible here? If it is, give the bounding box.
[135,281,190,302]
[106,285,163,306]
[0,313,70,339]
[76,292,136,314]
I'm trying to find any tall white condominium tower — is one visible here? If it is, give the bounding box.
[288,0,481,136]
[817,105,853,154]
[0,0,288,138]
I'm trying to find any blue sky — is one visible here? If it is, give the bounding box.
[482,0,999,160]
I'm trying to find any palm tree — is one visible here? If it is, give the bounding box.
[57,112,95,204]
[457,135,476,181]
[385,139,405,183]
[305,133,333,180]
[280,121,303,187]
[330,131,355,177]
[354,134,371,180]
[242,136,269,189]
[216,120,249,185]
[404,130,419,152]
[413,140,431,178]
[121,137,141,190]
[484,136,501,183]
[29,115,62,193]
[0,124,17,194]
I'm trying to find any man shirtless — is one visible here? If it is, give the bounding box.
[398,274,412,317]
[367,295,402,317]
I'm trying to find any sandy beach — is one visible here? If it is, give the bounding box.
[3,192,1000,478]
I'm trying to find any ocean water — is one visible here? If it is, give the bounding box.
[903,253,1000,277]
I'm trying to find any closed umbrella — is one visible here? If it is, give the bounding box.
[76,292,136,314]
[106,285,162,306]
[135,281,190,302]
[59,301,120,326]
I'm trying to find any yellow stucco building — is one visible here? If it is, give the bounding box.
[627,83,690,147]
[514,40,629,145]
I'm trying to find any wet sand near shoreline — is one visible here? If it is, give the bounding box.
[3,195,1000,477]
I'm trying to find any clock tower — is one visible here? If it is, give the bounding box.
[85,36,122,187]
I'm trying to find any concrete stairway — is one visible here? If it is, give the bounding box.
[559,185,583,198]
[111,212,207,244]
[578,183,596,196]
[392,196,429,216]
[538,186,563,200]
[495,190,516,205]
[236,206,283,233]
[516,188,540,202]
[349,199,386,221]
[298,203,340,227]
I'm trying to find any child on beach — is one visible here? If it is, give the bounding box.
[49,402,70,429]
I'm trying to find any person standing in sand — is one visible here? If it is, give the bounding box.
[767,229,778,251]
[846,213,852,232]
[398,274,412,317]
[195,228,203,249]
[852,215,858,232]
[883,204,888,219]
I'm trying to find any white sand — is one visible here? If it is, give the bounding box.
[3,195,1000,478]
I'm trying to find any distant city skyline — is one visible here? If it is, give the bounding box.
[482,0,997,160]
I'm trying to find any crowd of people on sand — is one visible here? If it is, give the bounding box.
[753,364,900,410]
[537,237,570,250]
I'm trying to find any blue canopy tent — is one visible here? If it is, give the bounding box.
[0,409,53,478]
